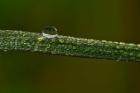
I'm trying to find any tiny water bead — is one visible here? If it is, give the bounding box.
[37,36,45,43]
[42,26,58,39]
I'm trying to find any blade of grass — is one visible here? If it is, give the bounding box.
[0,30,140,62]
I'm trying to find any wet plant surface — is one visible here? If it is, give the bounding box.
[0,30,140,62]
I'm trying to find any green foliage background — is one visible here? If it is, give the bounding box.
[0,0,139,93]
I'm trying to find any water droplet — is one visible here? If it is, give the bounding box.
[137,44,140,47]
[42,26,58,39]
[37,36,45,43]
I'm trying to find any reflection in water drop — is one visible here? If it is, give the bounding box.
[42,26,58,39]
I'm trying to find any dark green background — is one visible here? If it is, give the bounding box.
[0,0,140,93]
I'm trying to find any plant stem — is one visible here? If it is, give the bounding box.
[0,30,140,62]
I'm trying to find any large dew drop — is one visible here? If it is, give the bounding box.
[42,26,58,39]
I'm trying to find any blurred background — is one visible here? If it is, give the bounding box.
[0,0,140,93]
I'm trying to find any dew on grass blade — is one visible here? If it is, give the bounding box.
[42,26,58,39]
